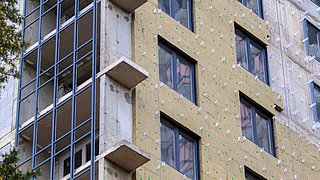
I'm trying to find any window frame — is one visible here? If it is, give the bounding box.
[59,139,99,178]
[310,82,320,122]
[160,116,200,180]
[158,40,197,104]
[245,167,266,180]
[240,97,275,156]
[238,0,264,18]
[311,0,320,7]
[235,28,269,85]
[158,0,194,31]
[303,20,320,62]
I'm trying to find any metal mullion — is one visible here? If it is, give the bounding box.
[172,52,177,91]
[18,156,32,167]
[42,4,57,17]
[36,109,53,122]
[74,166,90,179]
[34,143,51,157]
[22,47,38,58]
[174,128,179,170]
[70,0,79,178]
[18,122,34,135]
[75,84,92,96]
[251,107,258,145]
[54,143,71,157]
[74,132,91,145]
[34,156,51,169]
[19,89,36,102]
[24,16,40,29]
[317,31,320,60]
[90,1,97,178]
[77,38,93,52]
[39,65,54,76]
[169,0,173,17]
[38,76,54,89]
[75,50,93,64]
[74,118,91,132]
[56,63,73,77]
[25,5,40,19]
[246,37,253,73]
[56,94,72,109]
[58,51,73,63]
[78,6,93,19]
[20,78,36,89]
[54,131,72,146]
[31,0,45,170]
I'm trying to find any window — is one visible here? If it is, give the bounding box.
[240,97,275,156]
[304,20,320,61]
[311,0,320,6]
[61,140,99,178]
[158,0,193,30]
[160,116,199,180]
[235,28,269,84]
[158,41,196,103]
[238,0,263,17]
[311,82,320,122]
[245,168,266,180]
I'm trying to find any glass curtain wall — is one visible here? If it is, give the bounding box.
[16,0,99,179]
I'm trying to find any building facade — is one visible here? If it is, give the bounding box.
[1,0,320,179]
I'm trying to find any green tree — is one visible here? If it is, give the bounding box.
[0,0,23,87]
[0,149,40,180]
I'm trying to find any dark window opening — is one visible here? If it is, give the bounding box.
[158,41,196,104]
[311,0,320,7]
[158,0,193,31]
[63,150,83,177]
[160,116,199,180]
[235,28,269,84]
[304,21,320,61]
[238,0,263,18]
[311,82,320,122]
[240,97,275,156]
[245,168,266,180]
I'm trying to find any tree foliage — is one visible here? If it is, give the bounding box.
[0,0,23,87]
[0,149,40,180]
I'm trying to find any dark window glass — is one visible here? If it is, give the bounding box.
[63,150,82,176]
[235,29,268,84]
[240,101,254,142]
[240,98,275,156]
[311,0,320,6]
[178,134,195,179]
[85,140,99,162]
[238,0,263,17]
[245,169,264,180]
[158,42,196,103]
[158,0,193,30]
[306,22,320,60]
[161,123,175,167]
[160,117,199,180]
[311,83,320,122]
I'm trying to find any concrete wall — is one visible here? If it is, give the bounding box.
[132,0,320,179]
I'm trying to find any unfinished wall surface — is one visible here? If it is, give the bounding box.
[132,0,320,179]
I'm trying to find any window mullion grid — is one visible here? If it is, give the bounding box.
[172,52,178,91]
[90,0,98,178]
[31,0,45,170]
[16,0,29,147]
[50,0,61,178]
[70,0,79,178]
